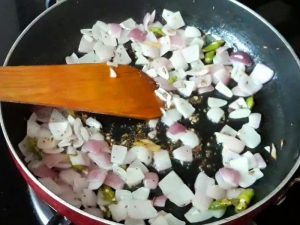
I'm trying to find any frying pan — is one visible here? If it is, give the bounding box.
[1,0,300,224]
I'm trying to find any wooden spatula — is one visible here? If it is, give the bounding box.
[0,64,163,119]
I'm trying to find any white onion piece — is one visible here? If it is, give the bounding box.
[115,189,132,202]
[157,66,170,80]
[207,107,224,123]
[215,170,235,190]
[228,97,248,110]
[159,171,184,195]
[88,152,112,170]
[61,191,81,208]
[65,53,79,64]
[215,132,245,153]
[184,207,213,223]
[125,218,145,225]
[92,21,108,39]
[229,157,249,174]
[132,146,153,165]
[151,215,169,225]
[108,23,122,38]
[120,18,137,30]
[154,87,172,103]
[81,188,97,208]
[159,36,171,56]
[218,167,240,188]
[148,130,157,139]
[143,172,159,189]
[129,28,146,42]
[48,109,69,140]
[170,50,188,71]
[213,47,231,65]
[172,146,193,162]
[161,108,182,126]
[238,125,261,148]
[118,29,131,44]
[151,57,173,71]
[87,168,107,190]
[189,59,205,71]
[192,74,212,88]
[220,125,237,137]
[59,169,81,186]
[140,42,160,59]
[78,35,95,53]
[109,201,128,222]
[128,200,158,219]
[69,151,89,166]
[165,11,185,29]
[136,53,149,65]
[168,183,194,207]
[254,153,267,169]
[192,190,213,211]
[112,165,127,181]
[31,164,57,178]
[78,52,97,64]
[194,171,215,192]
[231,62,246,82]
[153,150,172,172]
[229,108,251,119]
[206,185,226,200]
[208,97,227,108]
[27,120,41,138]
[226,188,243,199]
[173,96,195,118]
[184,26,201,38]
[104,171,125,190]
[113,45,132,65]
[146,31,158,42]
[239,168,264,188]
[247,113,262,129]
[39,177,63,195]
[198,85,214,94]
[230,51,252,66]
[250,63,274,84]
[243,151,257,170]
[232,86,249,97]
[143,11,155,31]
[153,195,168,207]
[210,65,231,85]
[222,148,240,167]
[238,73,263,96]
[177,80,195,97]
[101,31,117,47]
[82,140,110,154]
[126,167,145,187]
[148,119,159,129]
[180,131,200,148]
[132,187,150,200]
[94,42,114,62]
[111,145,127,165]
[86,117,102,130]
[129,159,149,174]
[181,45,199,63]
[215,81,233,98]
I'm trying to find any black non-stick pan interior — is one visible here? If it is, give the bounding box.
[1,0,300,223]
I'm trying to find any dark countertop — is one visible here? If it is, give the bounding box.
[0,1,299,225]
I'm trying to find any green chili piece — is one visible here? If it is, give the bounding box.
[209,199,232,210]
[101,186,117,204]
[26,137,42,159]
[204,51,216,64]
[246,96,255,109]
[149,27,165,37]
[202,40,225,52]
[235,188,255,213]
[168,76,178,84]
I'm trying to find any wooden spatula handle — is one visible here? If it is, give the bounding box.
[0,64,163,119]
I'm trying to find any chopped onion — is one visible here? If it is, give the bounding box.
[192,190,213,211]
[247,113,262,129]
[87,168,107,190]
[215,132,245,153]
[215,81,233,98]
[113,45,132,65]
[222,148,240,167]
[164,11,185,30]
[229,108,251,119]
[254,153,267,169]
[180,130,200,148]
[232,86,249,97]
[39,177,63,195]
[229,157,249,174]
[108,23,122,38]
[125,218,145,225]
[32,164,57,178]
[153,195,168,207]
[238,73,263,96]
[220,125,237,137]
[206,185,226,200]
[82,140,110,154]
[153,150,172,172]
[131,146,153,165]
[143,172,159,189]
[194,171,215,192]
[177,80,196,97]
[111,145,127,165]
[238,125,261,148]
[230,51,252,66]
[104,171,125,190]
[207,107,225,123]
[129,159,149,174]
[226,188,243,199]
[228,97,248,110]
[88,152,112,170]
[207,97,227,108]
[181,45,200,63]
[184,26,201,38]
[173,96,195,118]
[172,146,193,162]
[243,151,257,170]
[250,63,274,84]
[81,188,97,208]
[126,167,145,187]
[170,50,188,71]
[161,108,182,126]
[210,64,231,85]
[109,201,128,222]
[115,189,133,201]
[127,200,158,219]
[59,169,81,186]
[129,28,147,42]
[198,85,214,94]
[184,207,213,223]
[120,18,137,30]
[132,187,150,200]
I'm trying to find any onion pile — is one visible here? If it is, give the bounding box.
[19,9,275,224]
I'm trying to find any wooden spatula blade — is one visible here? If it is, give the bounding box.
[0,64,163,119]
